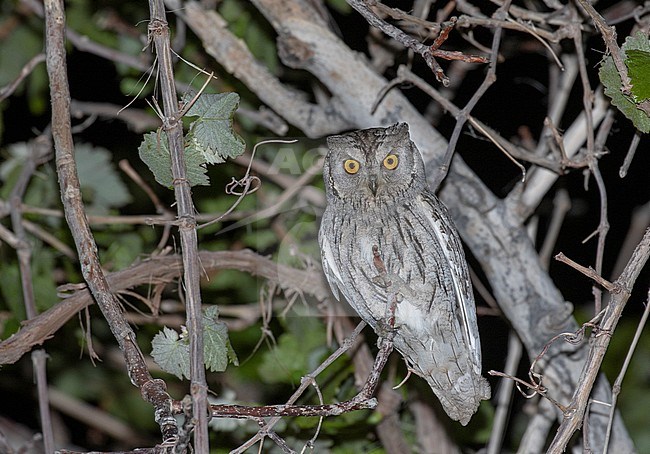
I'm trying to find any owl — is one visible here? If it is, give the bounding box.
[318,123,490,425]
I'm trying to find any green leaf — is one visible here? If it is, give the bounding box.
[184,92,246,164]
[599,32,650,133]
[103,232,144,270]
[626,49,650,101]
[151,326,190,380]
[0,264,25,321]
[258,316,327,384]
[0,21,43,87]
[203,305,239,372]
[151,307,237,380]
[138,131,210,188]
[75,144,132,214]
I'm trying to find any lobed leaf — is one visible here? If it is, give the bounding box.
[151,326,191,380]
[626,50,650,102]
[75,144,133,214]
[151,307,238,380]
[183,92,246,164]
[138,131,210,188]
[203,305,239,372]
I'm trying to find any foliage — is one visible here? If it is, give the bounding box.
[138,131,210,187]
[75,144,132,214]
[138,91,244,187]
[599,32,650,133]
[183,91,246,164]
[151,306,238,380]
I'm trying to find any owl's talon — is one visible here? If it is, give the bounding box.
[376,319,398,338]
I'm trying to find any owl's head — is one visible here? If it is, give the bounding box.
[323,123,425,207]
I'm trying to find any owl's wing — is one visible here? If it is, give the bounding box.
[419,190,482,371]
[318,216,344,302]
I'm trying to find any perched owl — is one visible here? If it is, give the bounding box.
[318,123,490,425]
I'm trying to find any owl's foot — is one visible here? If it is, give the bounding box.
[375,318,398,339]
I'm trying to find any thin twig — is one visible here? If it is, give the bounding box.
[198,139,298,231]
[431,0,513,190]
[48,386,146,443]
[347,0,486,86]
[486,331,522,454]
[8,136,55,454]
[229,321,374,453]
[21,0,152,73]
[213,155,322,236]
[575,0,631,93]
[554,253,616,292]
[539,189,571,269]
[377,66,560,173]
[22,218,77,259]
[586,110,615,313]
[0,53,46,101]
[618,131,641,178]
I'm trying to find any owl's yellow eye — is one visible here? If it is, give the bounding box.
[344,159,360,174]
[383,154,399,170]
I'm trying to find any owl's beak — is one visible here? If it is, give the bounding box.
[368,175,378,196]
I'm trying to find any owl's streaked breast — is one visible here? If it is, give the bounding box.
[323,196,451,333]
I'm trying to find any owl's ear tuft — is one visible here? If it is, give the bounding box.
[326,136,341,148]
[392,122,410,138]
[327,134,353,149]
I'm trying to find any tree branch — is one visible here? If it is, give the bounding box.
[147,0,209,447]
[547,228,650,453]
[43,0,177,442]
[0,250,330,365]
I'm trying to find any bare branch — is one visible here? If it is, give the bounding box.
[0,53,45,102]
[548,228,650,453]
[0,250,330,365]
[347,1,486,86]
[147,0,208,446]
[43,0,177,441]
[554,253,616,292]
[487,332,523,454]
[603,289,650,452]
[575,0,632,93]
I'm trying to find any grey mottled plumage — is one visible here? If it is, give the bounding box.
[318,123,490,425]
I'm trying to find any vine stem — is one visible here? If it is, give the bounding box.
[147,0,209,450]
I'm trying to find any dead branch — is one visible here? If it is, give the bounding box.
[347,1,486,86]
[0,250,330,365]
[603,289,650,452]
[0,52,45,102]
[554,253,616,292]
[547,228,650,453]
[576,0,632,93]
[147,1,210,445]
[44,0,177,442]
[8,133,55,453]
